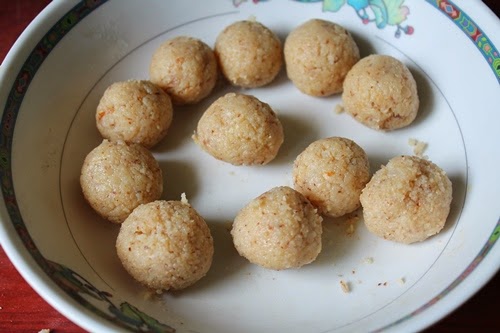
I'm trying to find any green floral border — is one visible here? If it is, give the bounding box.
[426,0,500,83]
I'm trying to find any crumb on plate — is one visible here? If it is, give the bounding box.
[346,223,355,235]
[345,212,359,236]
[340,280,350,293]
[334,104,345,114]
[408,138,428,157]
[364,257,374,264]
[143,289,159,300]
[180,192,189,204]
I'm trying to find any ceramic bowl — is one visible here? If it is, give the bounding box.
[1,1,499,332]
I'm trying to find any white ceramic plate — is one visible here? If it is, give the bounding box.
[1,0,499,332]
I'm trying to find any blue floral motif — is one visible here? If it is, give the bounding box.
[292,0,415,37]
[47,260,175,332]
[236,0,414,38]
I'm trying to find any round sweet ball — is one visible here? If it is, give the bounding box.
[149,36,217,105]
[80,140,163,223]
[215,20,282,88]
[342,54,419,130]
[360,155,453,244]
[116,200,214,291]
[293,137,370,218]
[231,186,323,270]
[284,19,360,96]
[96,80,173,148]
[193,92,284,166]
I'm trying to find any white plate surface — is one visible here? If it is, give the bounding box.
[0,0,499,332]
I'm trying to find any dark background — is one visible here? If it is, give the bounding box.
[0,1,498,332]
